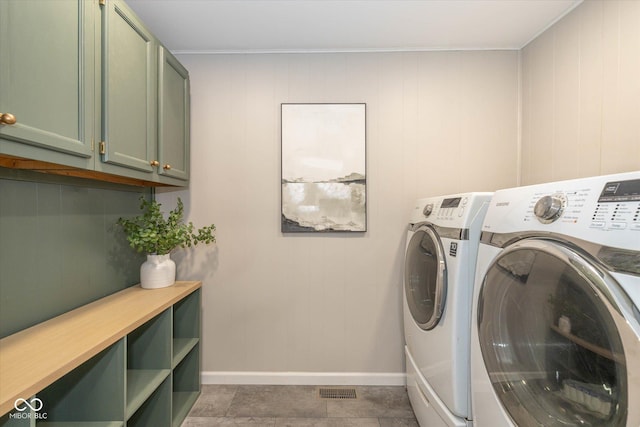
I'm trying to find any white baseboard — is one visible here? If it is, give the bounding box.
[202,371,406,386]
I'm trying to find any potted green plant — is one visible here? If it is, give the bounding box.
[118,197,216,289]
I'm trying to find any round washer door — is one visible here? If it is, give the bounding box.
[477,238,640,427]
[404,225,447,330]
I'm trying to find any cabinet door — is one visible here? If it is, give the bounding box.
[158,47,190,181]
[0,0,94,167]
[101,0,156,173]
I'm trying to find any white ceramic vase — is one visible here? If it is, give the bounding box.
[140,254,176,289]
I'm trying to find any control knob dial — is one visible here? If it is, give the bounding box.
[423,204,434,217]
[534,194,565,224]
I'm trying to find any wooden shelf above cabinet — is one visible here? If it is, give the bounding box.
[0,154,177,188]
[0,281,202,416]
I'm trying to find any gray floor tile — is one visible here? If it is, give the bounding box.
[181,385,418,427]
[183,417,276,426]
[275,418,380,426]
[378,418,420,427]
[326,387,415,419]
[189,385,239,417]
[227,385,327,418]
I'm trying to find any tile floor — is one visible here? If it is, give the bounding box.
[183,385,419,426]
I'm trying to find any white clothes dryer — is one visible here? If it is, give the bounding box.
[470,171,640,426]
[404,192,492,427]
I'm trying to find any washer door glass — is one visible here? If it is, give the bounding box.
[478,239,629,427]
[404,226,446,330]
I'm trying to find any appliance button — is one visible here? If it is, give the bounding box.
[609,222,627,230]
[590,221,606,229]
[458,207,465,217]
[631,224,640,231]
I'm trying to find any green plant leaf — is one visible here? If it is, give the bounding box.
[117,196,216,255]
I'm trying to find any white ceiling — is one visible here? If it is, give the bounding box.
[125,0,582,54]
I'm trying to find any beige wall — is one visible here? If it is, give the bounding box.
[158,51,519,381]
[158,0,640,383]
[520,0,640,185]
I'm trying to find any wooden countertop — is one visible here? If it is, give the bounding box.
[0,281,201,416]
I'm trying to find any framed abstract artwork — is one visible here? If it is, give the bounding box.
[281,103,366,232]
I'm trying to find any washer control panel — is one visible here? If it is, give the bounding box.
[591,178,640,231]
[484,172,640,249]
[523,178,640,230]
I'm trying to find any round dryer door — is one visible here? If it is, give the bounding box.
[477,238,640,427]
[404,225,447,330]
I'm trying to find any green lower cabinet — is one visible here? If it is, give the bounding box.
[125,370,171,421]
[1,292,200,427]
[126,310,172,371]
[172,290,201,426]
[39,424,123,427]
[38,423,122,427]
[126,310,172,420]
[172,289,201,369]
[172,345,201,427]
[0,407,36,427]
[0,338,126,426]
[126,377,171,427]
[37,340,126,426]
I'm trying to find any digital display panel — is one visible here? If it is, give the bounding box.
[441,197,461,208]
[598,179,640,203]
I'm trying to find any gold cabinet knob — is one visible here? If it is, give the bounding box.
[150,160,160,167]
[163,164,172,170]
[0,113,17,125]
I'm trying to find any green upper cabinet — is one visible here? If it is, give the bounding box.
[158,47,190,181]
[97,0,189,185]
[0,0,190,186]
[100,0,156,174]
[0,0,95,169]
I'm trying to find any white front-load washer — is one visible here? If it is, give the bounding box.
[404,192,493,427]
[470,171,640,426]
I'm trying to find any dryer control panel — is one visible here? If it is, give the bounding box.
[435,196,465,220]
[409,192,493,229]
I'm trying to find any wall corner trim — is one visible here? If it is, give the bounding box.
[201,371,406,386]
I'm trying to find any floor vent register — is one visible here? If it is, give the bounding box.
[318,387,358,399]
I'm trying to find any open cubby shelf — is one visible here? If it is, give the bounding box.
[171,290,201,427]
[0,282,202,427]
[126,369,172,420]
[173,338,199,368]
[172,344,200,427]
[172,392,199,427]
